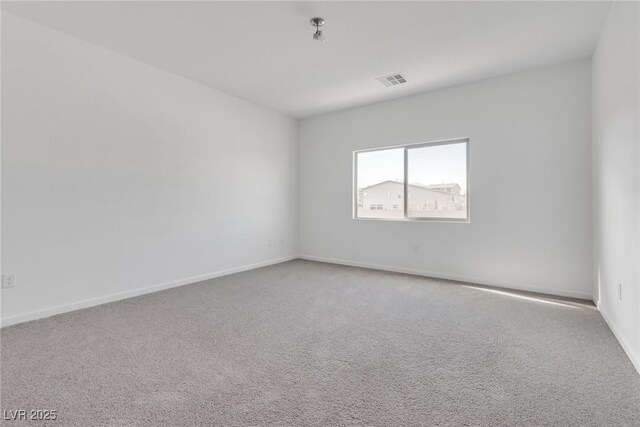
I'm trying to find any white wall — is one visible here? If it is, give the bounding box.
[1,13,297,325]
[299,60,593,299]
[592,2,640,373]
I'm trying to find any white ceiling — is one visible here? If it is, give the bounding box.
[3,1,610,118]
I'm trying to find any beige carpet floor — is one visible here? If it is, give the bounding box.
[1,260,639,426]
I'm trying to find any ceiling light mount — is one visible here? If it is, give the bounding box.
[310,17,325,42]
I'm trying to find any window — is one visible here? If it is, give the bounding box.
[354,147,404,219]
[354,138,468,221]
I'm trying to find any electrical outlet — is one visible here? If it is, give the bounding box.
[2,273,16,289]
[618,283,622,301]
[268,239,273,248]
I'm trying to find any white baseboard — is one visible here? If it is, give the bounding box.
[0,256,296,328]
[598,304,640,375]
[298,255,594,300]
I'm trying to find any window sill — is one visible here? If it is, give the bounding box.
[352,216,470,224]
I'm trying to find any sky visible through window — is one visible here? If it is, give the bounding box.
[357,148,404,188]
[357,143,467,192]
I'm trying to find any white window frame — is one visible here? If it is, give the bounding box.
[353,137,470,223]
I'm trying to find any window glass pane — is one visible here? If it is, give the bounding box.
[356,148,404,219]
[407,142,467,219]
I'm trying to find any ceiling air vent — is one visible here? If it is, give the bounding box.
[377,73,407,87]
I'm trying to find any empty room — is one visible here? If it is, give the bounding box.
[1,1,639,425]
